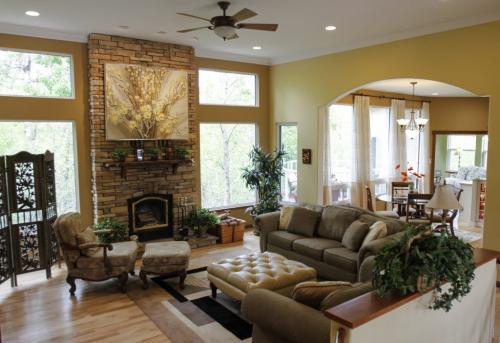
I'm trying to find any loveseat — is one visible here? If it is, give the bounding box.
[255,204,405,282]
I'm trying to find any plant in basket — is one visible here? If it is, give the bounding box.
[188,208,219,237]
[111,148,128,162]
[147,147,161,160]
[373,225,475,312]
[93,218,128,243]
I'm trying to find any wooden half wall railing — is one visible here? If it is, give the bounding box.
[325,248,500,343]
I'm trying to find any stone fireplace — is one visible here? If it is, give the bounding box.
[88,34,197,232]
[128,193,173,241]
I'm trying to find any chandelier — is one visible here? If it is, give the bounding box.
[397,81,429,139]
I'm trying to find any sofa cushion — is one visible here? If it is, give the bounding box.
[279,206,294,230]
[319,282,373,311]
[76,227,99,256]
[293,238,342,260]
[268,231,306,250]
[359,213,404,235]
[323,248,358,273]
[76,241,138,269]
[342,220,370,252]
[361,221,388,248]
[292,281,352,309]
[317,206,363,241]
[286,206,321,237]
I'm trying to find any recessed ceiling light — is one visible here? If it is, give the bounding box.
[25,10,40,17]
[157,31,167,34]
[432,92,439,96]
[118,25,130,30]
[253,46,262,50]
[325,25,337,31]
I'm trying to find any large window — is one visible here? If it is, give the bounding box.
[0,121,78,214]
[0,48,73,98]
[278,124,298,203]
[200,123,257,208]
[447,135,477,171]
[198,69,257,106]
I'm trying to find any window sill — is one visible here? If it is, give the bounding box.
[208,203,254,212]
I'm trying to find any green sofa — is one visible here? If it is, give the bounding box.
[255,204,405,282]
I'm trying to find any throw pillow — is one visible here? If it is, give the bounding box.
[286,206,321,237]
[361,221,388,247]
[279,206,294,230]
[76,227,99,256]
[319,282,374,311]
[341,220,370,251]
[292,281,352,309]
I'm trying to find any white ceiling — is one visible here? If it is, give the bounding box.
[0,0,499,65]
[363,79,477,97]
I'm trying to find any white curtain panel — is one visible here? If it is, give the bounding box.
[389,99,407,180]
[352,95,371,207]
[317,106,333,204]
[420,102,431,193]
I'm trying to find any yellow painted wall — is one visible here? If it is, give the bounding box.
[270,21,500,250]
[430,97,489,132]
[196,57,270,223]
[0,33,92,226]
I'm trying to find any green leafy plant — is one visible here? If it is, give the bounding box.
[373,225,475,312]
[175,147,191,160]
[188,208,219,236]
[111,148,128,162]
[241,146,285,217]
[147,148,161,160]
[93,218,128,243]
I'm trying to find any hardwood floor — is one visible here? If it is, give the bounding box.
[0,232,259,343]
[0,231,498,342]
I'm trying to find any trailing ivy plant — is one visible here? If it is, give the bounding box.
[373,225,475,312]
[241,146,285,217]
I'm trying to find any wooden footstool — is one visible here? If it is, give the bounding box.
[207,252,317,300]
[140,241,191,289]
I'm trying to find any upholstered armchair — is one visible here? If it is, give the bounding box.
[53,212,139,295]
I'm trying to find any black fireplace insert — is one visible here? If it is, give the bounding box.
[127,193,173,241]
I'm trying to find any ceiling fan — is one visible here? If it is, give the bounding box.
[177,1,278,41]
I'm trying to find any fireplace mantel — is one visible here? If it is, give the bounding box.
[103,159,193,178]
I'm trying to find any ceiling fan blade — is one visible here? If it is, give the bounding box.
[177,26,211,33]
[177,13,212,22]
[226,33,239,40]
[231,8,257,23]
[237,23,278,31]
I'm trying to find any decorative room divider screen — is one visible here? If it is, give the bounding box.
[0,151,58,287]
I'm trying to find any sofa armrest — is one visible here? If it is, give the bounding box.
[357,231,404,270]
[242,289,330,343]
[254,211,280,252]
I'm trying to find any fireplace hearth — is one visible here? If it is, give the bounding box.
[127,193,173,241]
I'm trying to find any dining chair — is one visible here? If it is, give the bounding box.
[405,193,434,225]
[391,182,410,216]
[365,185,399,219]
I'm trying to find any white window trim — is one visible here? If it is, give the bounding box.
[199,122,259,209]
[277,122,299,203]
[0,47,75,99]
[198,68,259,107]
[0,119,80,212]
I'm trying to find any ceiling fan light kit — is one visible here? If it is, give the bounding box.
[177,1,278,41]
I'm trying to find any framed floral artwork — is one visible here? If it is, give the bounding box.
[105,63,189,140]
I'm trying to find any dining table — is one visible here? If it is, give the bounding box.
[376,193,429,217]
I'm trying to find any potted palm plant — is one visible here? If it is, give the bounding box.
[242,147,285,233]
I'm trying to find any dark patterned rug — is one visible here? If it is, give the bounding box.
[153,267,252,341]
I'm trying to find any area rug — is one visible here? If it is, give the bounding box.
[153,268,252,342]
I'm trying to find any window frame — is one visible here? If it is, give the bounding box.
[199,121,259,210]
[0,47,75,99]
[277,122,298,204]
[0,119,80,213]
[198,68,259,107]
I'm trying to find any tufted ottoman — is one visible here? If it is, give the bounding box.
[140,241,191,289]
[207,252,316,300]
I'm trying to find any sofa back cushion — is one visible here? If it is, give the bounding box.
[341,220,370,251]
[286,206,321,237]
[359,213,404,235]
[318,205,363,241]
